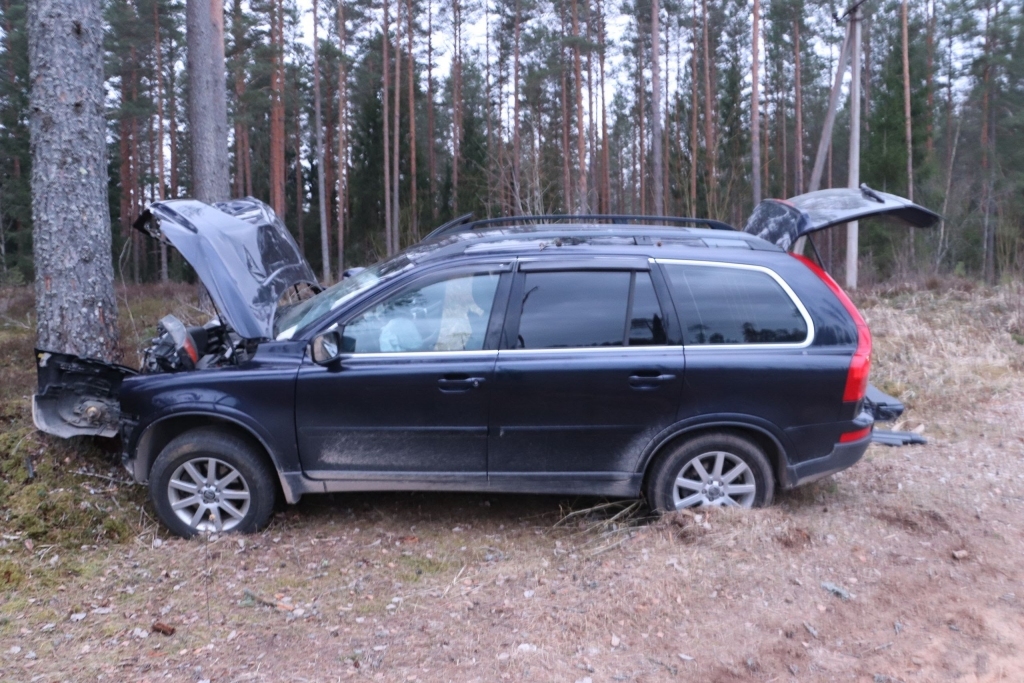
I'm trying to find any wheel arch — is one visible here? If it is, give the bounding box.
[131,413,285,500]
[638,418,789,492]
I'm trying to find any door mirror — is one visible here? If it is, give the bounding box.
[311,329,344,365]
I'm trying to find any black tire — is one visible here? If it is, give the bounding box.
[645,431,775,513]
[149,427,277,538]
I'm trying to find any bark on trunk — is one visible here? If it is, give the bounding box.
[571,0,587,212]
[427,0,436,221]
[650,0,663,216]
[751,0,761,204]
[154,1,168,280]
[793,19,803,194]
[689,0,698,217]
[269,0,286,217]
[598,0,610,213]
[313,0,330,282]
[392,0,402,251]
[406,0,417,238]
[337,0,347,272]
[512,0,522,215]
[29,0,120,361]
[187,0,230,203]
[383,0,393,254]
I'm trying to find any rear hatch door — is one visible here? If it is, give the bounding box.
[744,185,941,250]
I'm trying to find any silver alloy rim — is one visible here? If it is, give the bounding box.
[167,457,251,532]
[672,450,757,509]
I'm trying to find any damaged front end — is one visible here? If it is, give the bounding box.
[33,351,136,439]
[33,197,318,441]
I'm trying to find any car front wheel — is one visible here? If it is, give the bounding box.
[646,432,775,512]
[149,427,277,538]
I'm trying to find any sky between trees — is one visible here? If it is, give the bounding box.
[1,0,1022,288]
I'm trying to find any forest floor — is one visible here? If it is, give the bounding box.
[2,279,1024,683]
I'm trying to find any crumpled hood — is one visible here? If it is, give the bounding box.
[744,185,940,251]
[135,198,319,339]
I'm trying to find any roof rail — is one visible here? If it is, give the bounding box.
[421,213,736,241]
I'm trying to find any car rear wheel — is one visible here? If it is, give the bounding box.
[149,427,276,538]
[646,432,774,512]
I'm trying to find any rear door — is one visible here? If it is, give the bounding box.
[487,258,684,494]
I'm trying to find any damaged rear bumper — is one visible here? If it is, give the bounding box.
[784,434,872,488]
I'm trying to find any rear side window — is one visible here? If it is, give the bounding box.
[662,263,807,345]
[513,270,667,349]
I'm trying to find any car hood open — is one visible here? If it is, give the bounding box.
[135,198,319,339]
[743,185,941,251]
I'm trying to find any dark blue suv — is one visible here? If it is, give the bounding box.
[34,188,939,537]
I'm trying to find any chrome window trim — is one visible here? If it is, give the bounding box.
[338,349,500,361]
[498,345,681,357]
[654,258,815,350]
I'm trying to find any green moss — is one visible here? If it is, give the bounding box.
[0,559,24,589]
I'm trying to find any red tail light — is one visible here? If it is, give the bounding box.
[791,255,872,402]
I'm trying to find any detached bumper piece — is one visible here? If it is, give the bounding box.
[864,383,926,447]
[871,429,927,447]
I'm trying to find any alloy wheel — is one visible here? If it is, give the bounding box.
[671,450,757,509]
[167,457,251,532]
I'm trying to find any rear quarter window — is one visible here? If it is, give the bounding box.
[661,262,809,345]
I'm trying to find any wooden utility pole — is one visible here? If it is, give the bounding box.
[751,0,761,205]
[312,0,330,282]
[847,6,862,289]
[651,0,663,216]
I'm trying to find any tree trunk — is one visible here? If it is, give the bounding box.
[427,0,436,221]
[294,104,304,254]
[512,0,522,215]
[598,0,610,213]
[392,0,401,251]
[793,19,803,195]
[29,0,119,360]
[450,0,462,215]
[559,3,571,211]
[751,0,761,204]
[700,0,715,214]
[406,0,417,238]
[689,0,698,217]
[187,0,230,203]
[650,0,663,216]
[382,0,392,254]
[925,0,935,155]
[337,0,347,272]
[312,0,330,282]
[637,47,645,216]
[269,0,286,217]
[901,0,914,264]
[571,0,587,212]
[154,1,168,280]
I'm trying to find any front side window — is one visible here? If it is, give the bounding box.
[513,270,667,349]
[662,263,808,345]
[342,272,500,353]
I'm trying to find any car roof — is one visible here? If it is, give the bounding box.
[403,221,783,267]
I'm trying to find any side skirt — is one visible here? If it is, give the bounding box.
[278,471,642,504]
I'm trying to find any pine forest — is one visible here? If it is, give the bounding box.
[0,0,1022,286]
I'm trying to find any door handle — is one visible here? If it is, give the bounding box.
[628,373,676,389]
[437,376,486,392]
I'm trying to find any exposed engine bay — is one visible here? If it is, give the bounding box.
[143,314,254,374]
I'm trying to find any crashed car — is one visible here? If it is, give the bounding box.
[34,187,939,537]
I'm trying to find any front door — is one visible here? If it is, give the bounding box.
[294,265,511,483]
[488,260,684,494]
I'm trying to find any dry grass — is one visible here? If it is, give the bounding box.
[2,281,1024,682]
